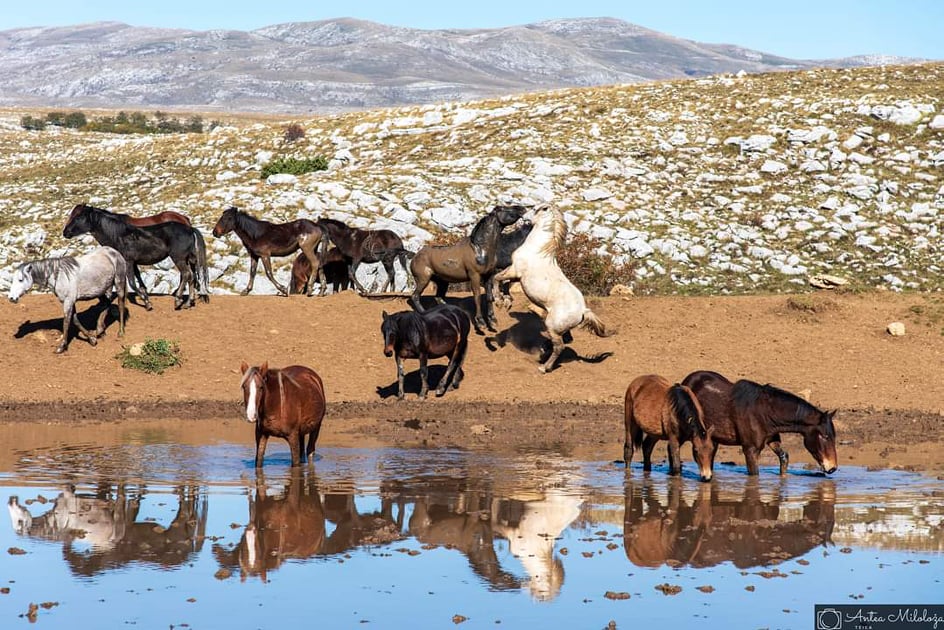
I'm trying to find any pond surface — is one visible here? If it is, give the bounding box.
[0,424,941,629]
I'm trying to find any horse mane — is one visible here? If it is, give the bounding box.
[468,213,495,247]
[231,208,269,241]
[538,207,567,257]
[85,206,137,240]
[667,384,705,436]
[27,256,79,288]
[317,218,349,231]
[389,311,427,349]
[732,380,822,423]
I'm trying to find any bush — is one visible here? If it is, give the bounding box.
[117,338,182,374]
[283,123,306,143]
[556,232,636,296]
[20,115,46,131]
[260,156,329,179]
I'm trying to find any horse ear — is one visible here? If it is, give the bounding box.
[260,361,269,376]
[382,310,389,320]
[240,361,249,374]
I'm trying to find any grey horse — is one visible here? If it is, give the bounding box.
[8,246,128,353]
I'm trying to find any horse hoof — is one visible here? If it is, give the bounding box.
[55,346,67,354]
[538,365,548,374]
[240,290,251,296]
[418,393,428,400]
[435,389,446,397]
[88,337,97,347]
[145,303,154,311]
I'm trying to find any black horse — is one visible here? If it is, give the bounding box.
[63,204,210,310]
[492,220,533,305]
[315,218,412,295]
[381,304,471,400]
[409,205,527,332]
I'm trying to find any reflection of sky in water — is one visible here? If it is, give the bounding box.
[0,443,941,628]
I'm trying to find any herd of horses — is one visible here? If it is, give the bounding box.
[5,201,840,481]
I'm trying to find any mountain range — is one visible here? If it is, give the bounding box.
[0,17,922,113]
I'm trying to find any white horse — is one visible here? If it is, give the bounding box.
[492,205,615,372]
[8,246,127,353]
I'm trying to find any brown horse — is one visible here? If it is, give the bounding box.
[289,247,351,295]
[315,218,412,294]
[409,205,527,333]
[624,374,714,482]
[681,370,838,476]
[381,304,471,400]
[212,206,327,296]
[239,362,326,468]
[68,203,192,229]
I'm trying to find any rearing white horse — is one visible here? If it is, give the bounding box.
[493,205,615,372]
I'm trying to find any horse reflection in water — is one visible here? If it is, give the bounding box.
[622,477,835,569]
[214,471,403,581]
[7,484,207,576]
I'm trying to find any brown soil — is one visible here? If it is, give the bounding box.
[1,291,942,471]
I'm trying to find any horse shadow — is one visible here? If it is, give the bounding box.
[377,365,452,399]
[14,300,129,341]
[485,311,613,367]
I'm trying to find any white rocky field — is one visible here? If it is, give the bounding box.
[0,63,941,295]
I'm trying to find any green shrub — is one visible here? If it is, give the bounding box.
[20,115,46,131]
[117,338,182,374]
[556,232,636,296]
[260,156,329,179]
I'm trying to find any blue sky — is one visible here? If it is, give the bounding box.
[3,0,942,61]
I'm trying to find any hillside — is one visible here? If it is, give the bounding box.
[0,63,942,296]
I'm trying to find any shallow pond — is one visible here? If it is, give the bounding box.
[0,423,941,629]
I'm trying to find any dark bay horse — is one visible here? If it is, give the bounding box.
[62,205,209,310]
[239,362,326,468]
[410,205,527,332]
[8,247,127,353]
[68,203,192,228]
[315,218,412,294]
[289,247,351,295]
[212,206,327,296]
[381,304,471,400]
[681,370,838,476]
[623,374,714,482]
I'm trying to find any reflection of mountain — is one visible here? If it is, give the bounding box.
[8,483,207,576]
[623,478,835,569]
[832,503,944,552]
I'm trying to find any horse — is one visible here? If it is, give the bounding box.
[7,246,127,353]
[63,204,209,310]
[212,206,327,296]
[315,218,412,294]
[409,205,527,333]
[381,304,471,400]
[681,370,839,476]
[492,205,615,373]
[239,362,326,468]
[623,374,714,482]
[67,203,192,228]
[289,247,352,295]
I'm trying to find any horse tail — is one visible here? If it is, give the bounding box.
[580,309,616,337]
[111,250,128,299]
[667,384,701,435]
[397,248,415,290]
[192,228,210,302]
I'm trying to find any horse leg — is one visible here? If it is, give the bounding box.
[260,255,288,296]
[349,259,370,294]
[767,435,790,475]
[436,337,466,397]
[173,264,192,310]
[410,270,431,312]
[667,436,682,476]
[300,239,324,297]
[641,436,659,472]
[624,408,640,466]
[483,274,498,331]
[72,306,99,347]
[395,356,406,401]
[742,446,761,476]
[94,296,110,338]
[56,301,75,353]
[381,258,396,293]
[469,274,486,333]
[306,423,322,464]
[129,265,153,311]
[242,256,259,295]
[418,354,429,400]
[254,433,269,468]
[433,279,449,305]
[288,432,301,467]
[538,332,565,373]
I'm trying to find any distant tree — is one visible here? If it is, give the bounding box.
[20,115,45,131]
[45,112,66,126]
[130,112,148,128]
[63,111,87,129]
[186,115,204,133]
[283,123,306,143]
[115,111,130,125]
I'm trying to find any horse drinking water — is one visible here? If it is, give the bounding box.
[381,304,471,400]
[681,370,838,476]
[492,205,615,372]
[239,362,327,468]
[8,246,127,353]
[623,374,714,482]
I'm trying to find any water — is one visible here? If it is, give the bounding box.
[0,423,941,629]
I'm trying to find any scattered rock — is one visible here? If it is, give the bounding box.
[609,284,634,297]
[696,586,715,594]
[604,591,630,600]
[452,615,467,624]
[655,583,682,595]
[886,322,906,337]
[809,275,848,290]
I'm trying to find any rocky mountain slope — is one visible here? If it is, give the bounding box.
[0,18,916,113]
[0,62,942,296]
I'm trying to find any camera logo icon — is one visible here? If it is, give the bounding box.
[817,608,842,630]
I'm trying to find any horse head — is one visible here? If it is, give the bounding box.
[7,262,35,303]
[804,409,838,475]
[240,361,269,424]
[381,311,398,357]
[212,207,239,238]
[62,204,93,238]
[669,384,714,482]
[471,205,526,266]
